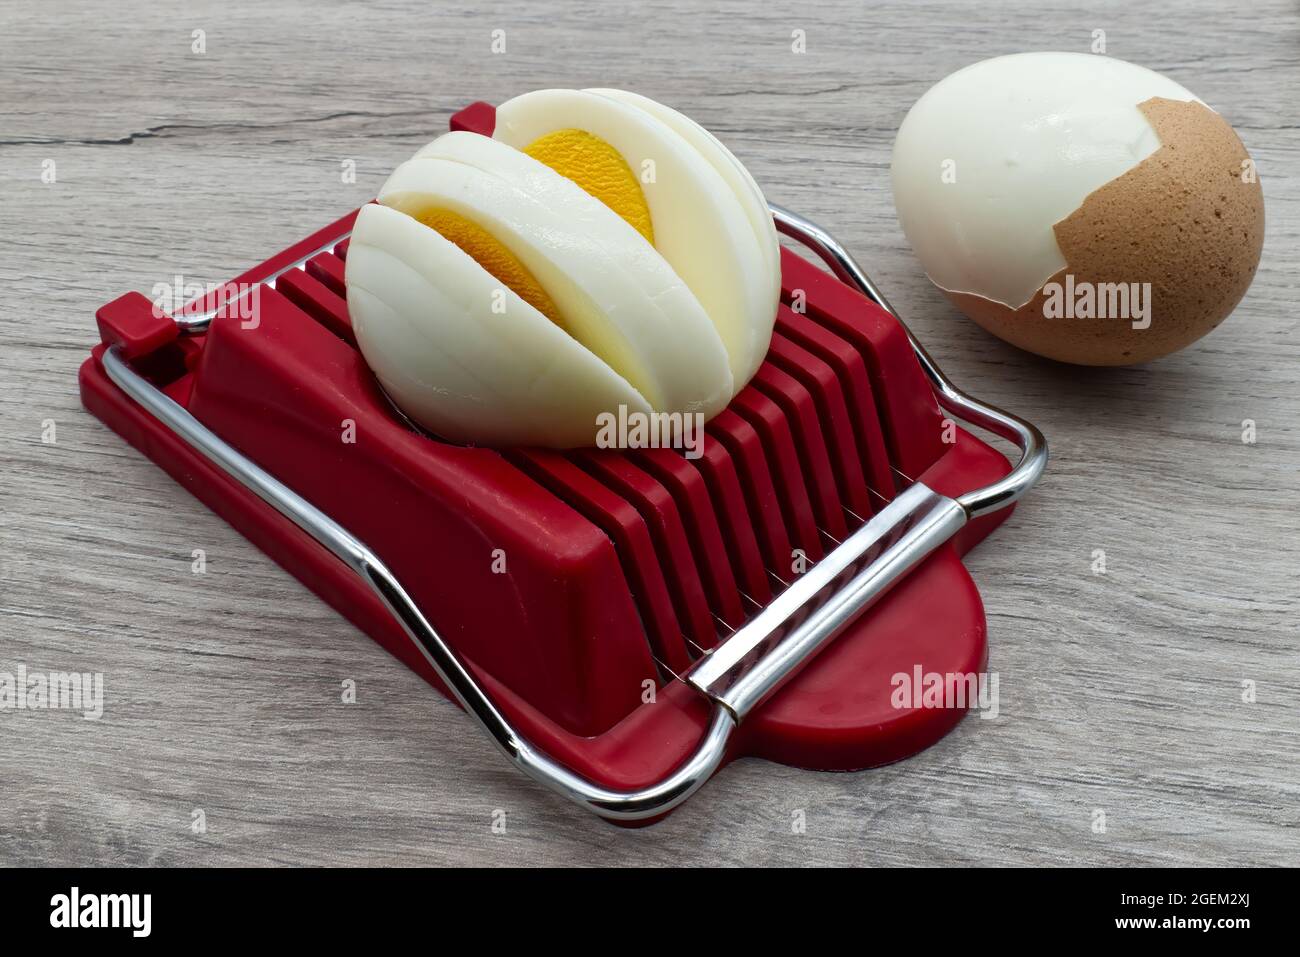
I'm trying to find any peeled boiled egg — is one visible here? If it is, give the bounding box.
[891,53,1264,365]
[345,89,780,448]
[494,89,779,386]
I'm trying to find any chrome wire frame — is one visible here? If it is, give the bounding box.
[101,204,1046,821]
[768,205,1047,517]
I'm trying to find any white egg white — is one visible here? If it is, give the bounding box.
[585,88,782,312]
[493,88,778,388]
[346,203,652,448]
[377,147,734,418]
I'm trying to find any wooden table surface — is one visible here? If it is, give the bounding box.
[2,0,1297,867]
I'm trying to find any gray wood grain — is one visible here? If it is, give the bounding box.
[1,0,1297,866]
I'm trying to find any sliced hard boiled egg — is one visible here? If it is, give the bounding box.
[493,88,779,388]
[585,88,782,310]
[378,137,733,416]
[347,203,652,448]
[345,90,783,449]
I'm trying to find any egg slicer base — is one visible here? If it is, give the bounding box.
[81,102,1046,823]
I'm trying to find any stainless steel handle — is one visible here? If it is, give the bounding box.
[102,204,1045,821]
[685,483,965,720]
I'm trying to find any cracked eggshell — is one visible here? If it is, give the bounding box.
[891,52,1264,365]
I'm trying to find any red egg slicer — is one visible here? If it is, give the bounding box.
[81,102,1047,823]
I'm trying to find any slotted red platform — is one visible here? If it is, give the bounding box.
[81,102,1015,822]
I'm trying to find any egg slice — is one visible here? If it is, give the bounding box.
[585,88,782,309]
[347,203,653,448]
[493,88,778,388]
[379,135,733,417]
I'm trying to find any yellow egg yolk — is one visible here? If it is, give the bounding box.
[415,207,565,328]
[523,129,655,244]
[416,130,653,333]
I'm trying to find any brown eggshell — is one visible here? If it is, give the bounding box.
[946,97,1264,366]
